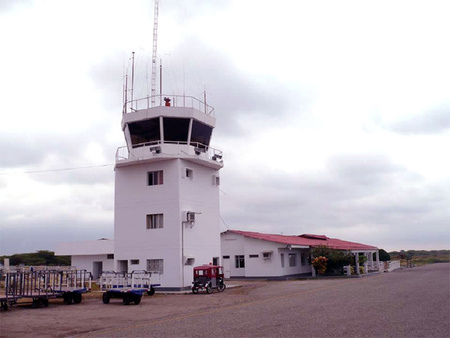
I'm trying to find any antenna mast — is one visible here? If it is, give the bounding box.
[151,0,159,107]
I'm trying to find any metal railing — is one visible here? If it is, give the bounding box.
[115,141,223,163]
[99,270,160,290]
[123,94,215,116]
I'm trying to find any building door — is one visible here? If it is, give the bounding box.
[223,256,231,278]
[117,260,128,273]
[93,261,103,279]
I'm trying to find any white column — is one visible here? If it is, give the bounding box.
[369,251,374,270]
[376,250,380,270]
[355,252,360,274]
[364,253,368,274]
[311,253,316,277]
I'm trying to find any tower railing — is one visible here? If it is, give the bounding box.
[115,141,223,163]
[123,94,215,116]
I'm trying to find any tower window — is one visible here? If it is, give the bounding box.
[212,175,220,185]
[146,214,164,229]
[147,259,164,274]
[130,259,139,265]
[148,170,163,186]
[186,168,194,179]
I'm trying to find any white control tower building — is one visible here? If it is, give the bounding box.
[114,95,224,290]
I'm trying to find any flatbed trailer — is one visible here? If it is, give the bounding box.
[0,269,92,310]
[99,270,160,305]
[1,272,22,310]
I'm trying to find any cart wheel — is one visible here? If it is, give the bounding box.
[206,284,212,294]
[73,293,82,304]
[102,293,110,304]
[192,287,199,294]
[147,287,155,296]
[63,293,73,305]
[217,284,226,292]
[134,295,142,305]
[123,295,131,305]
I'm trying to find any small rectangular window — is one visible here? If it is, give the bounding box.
[289,253,297,267]
[107,254,114,260]
[148,170,163,186]
[130,259,139,265]
[185,258,195,266]
[186,168,194,179]
[147,259,164,274]
[146,214,164,229]
[212,175,220,185]
[235,255,245,268]
[249,254,259,258]
[301,253,306,266]
[222,255,230,259]
[281,253,285,268]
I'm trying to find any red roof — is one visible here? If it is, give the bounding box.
[224,230,378,251]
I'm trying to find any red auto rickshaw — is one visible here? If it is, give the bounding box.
[191,265,226,294]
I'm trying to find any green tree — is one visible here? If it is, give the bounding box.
[378,249,390,261]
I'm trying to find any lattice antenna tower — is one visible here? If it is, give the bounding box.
[151,0,159,107]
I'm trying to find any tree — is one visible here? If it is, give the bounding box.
[378,249,390,261]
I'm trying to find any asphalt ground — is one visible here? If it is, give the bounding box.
[0,263,448,337]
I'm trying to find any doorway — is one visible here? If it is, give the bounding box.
[92,261,103,279]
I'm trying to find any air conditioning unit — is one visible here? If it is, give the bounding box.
[187,212,196,222]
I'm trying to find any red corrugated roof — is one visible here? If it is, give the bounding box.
[224,230,378,251]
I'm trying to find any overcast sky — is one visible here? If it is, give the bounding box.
[1,0,449,255]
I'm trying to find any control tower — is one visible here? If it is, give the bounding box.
[114,95,224,290]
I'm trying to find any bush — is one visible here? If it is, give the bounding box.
[311,246,353,274]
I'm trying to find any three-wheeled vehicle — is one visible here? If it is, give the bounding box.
[191,264,226,294]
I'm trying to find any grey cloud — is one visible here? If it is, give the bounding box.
[220,153,449,249]
[0,217,113,255]
[327,153,405,187]
[386,106,450,135]
[0,0,32,14]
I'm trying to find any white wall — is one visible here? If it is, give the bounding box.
[71,255,114,275]
[221,232,313,278]
[114,157,222,288]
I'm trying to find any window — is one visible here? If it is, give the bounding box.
[186,168,194,179]
[249,254,259,258]
[130,259,139,265]
[235,255,245,268]
[185,258,195,266]
[289,253,297,267]
[281,253,285,268]
[222,255,230,259]
[147,259,164,274]
[301,253,306,266]
[148,170,163,186]
[128,118,160,147]
[163,117,190,143]
[107,254,114,260]
[212,257,219,265]
[146,214,164,229]
[262,252,272,259]
[212,175,220,185]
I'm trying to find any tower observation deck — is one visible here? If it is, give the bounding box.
[116,94,223,170]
